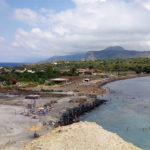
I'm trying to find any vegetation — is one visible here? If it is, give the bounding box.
[54,57,150,74]
[0,57,150,85]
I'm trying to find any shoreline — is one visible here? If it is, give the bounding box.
[58,74,150,125]
[58,99,107,126]
[55,74,150,127]
[0,74,150,150]
[99,73,150,87]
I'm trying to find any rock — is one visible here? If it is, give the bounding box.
[23,122,141,150]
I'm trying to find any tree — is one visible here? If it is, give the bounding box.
[70,67,76,74]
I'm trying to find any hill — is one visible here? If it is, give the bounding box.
[46,46,150,61]
[23,122,141,150]
[46,53,85,62]
[85,46,150,60]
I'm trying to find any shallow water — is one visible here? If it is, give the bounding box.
[81,76,150,150]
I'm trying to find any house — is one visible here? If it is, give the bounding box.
[16,82,21,86]
[77,68,93,74]
[84,78,90,82]
[8,78,18,84]
[15,68,27,73]
[27,70,35,73]
[4,68,12,72]
[60,69,70,73]
[52,61,58,65]
[40,70,45,72]
[51,78,69,84]
[15,70,24,73]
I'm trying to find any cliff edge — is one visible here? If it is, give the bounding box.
[23,122,141,150]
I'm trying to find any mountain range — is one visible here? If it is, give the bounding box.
[46,53,85,62]
[46,46,150,61]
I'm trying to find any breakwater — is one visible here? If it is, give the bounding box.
[58,98,107,126]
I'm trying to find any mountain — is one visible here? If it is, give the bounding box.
[85,46,150,60]
[46,46,150,61]
[46,53,85,61]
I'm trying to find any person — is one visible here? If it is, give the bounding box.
[34,131,40,138]
[73,115,79,122]
[43,109,47,115]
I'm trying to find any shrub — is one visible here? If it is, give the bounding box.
[47,81,55,86]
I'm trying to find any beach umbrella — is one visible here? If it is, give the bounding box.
[30,125,41,131]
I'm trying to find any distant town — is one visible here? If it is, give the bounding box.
[0,57,150,88]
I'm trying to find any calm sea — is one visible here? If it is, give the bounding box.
[0,62,25,67]
[81,76,150,150]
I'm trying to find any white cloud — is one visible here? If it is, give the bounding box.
[3,0,150,61]
[73,0,107,5]
[14,8,46,26]
[0,36,5,42]
[143,1,150,11]
[0,0,8,10]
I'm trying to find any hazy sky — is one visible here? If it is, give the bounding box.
[1,0,150,62]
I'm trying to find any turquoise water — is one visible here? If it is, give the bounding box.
[81,76,150,150]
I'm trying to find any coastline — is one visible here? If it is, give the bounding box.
[99,73,150,87]
[0,74,150,150]
[54,73,150,127]
[57,74,150,126]
[79,76,150,150]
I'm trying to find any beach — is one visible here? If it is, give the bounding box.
[0,74,149,150]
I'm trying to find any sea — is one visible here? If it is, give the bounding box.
[81,76,150,150]
[0,62,26,67]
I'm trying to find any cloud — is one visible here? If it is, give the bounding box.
[73,0,107,6]
[143,1,150,11]
[14,8,46,26]
[4,0,150,61]
[0,0,8,10]
[0,36,5,42]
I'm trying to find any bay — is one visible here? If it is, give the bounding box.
[81,76,150,150]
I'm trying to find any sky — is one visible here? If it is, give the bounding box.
[1,0,150,62]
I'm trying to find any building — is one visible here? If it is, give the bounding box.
[51,78,69,84]
[15,68,27,73]
[84,78,90,82]
[27,70,35,73]
[51,61,58,65]
[8,78,18,84]
[77,68,93,74]
[4,68,12,72]
[60,69,70,73]
[25,95,40,99]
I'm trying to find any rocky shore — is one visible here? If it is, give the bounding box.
[58,98,106,126]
